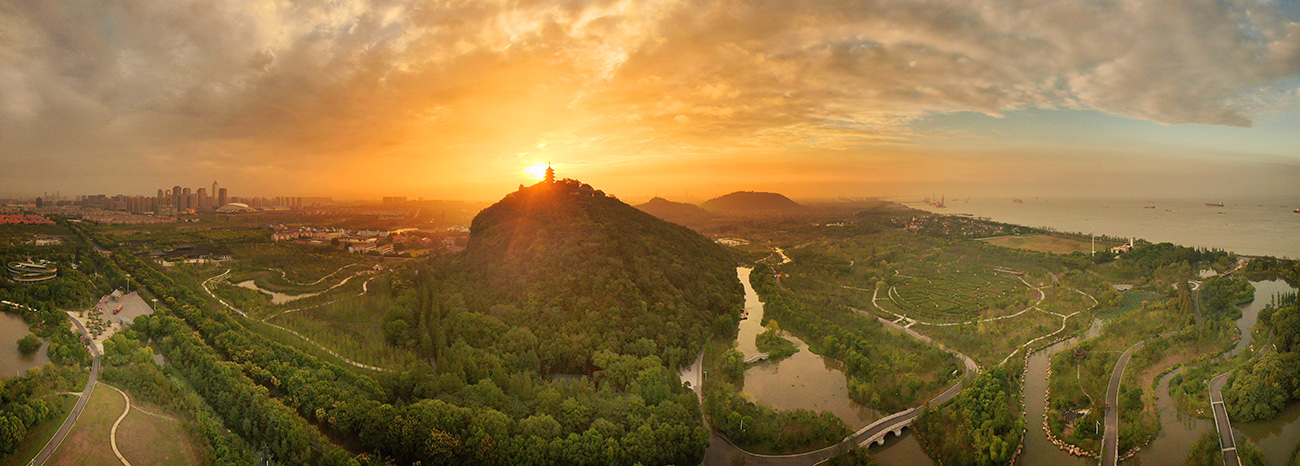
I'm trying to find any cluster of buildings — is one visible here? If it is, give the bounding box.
[149,244,234,266]
[0,213,54,225]
[268,224,466,255]
[19,181,333,217]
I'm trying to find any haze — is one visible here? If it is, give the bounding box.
[3,0,1300,201]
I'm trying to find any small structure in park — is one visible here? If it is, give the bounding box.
[7,259,58,283]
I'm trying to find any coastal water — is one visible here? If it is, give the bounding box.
[913,196,1300,259]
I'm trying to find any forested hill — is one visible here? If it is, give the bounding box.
[701,191,802,213]
[462,178,743,369]
[634,196,712,223]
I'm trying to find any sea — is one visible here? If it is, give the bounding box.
[910,196,1300,259]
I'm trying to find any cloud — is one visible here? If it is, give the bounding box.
[1,0,1298,196]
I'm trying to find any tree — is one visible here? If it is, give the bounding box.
[17,333,41,355]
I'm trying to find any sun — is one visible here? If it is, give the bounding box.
[523,163,548,181]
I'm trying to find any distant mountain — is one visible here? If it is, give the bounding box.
[634,196,712,222]
[701,191,802,213]
[464,178,742,369]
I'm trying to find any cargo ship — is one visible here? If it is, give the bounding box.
[1205,202,1224,207]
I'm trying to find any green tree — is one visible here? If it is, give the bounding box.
[16,333,41,355]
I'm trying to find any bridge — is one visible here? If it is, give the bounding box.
[853,375,966,448]
[1208,372,1241,466]
[744,353,770,364]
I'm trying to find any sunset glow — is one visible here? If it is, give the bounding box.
[1,1,1298,201]
[523,164,549,181]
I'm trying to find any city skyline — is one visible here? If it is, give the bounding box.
[2,1,1300,201]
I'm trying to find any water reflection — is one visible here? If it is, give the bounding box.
[734,267,881,430]
[1236,401,1300,466]
[1131,368,1211,465]
[0,312,50,377]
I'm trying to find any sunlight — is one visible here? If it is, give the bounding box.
[523,163,548,180]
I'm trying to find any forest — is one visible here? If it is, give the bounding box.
[67,178,743,465]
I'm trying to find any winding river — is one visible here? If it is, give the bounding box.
[1132,278,1298,465]
[722,268,1300,465]
[735,267,881,430]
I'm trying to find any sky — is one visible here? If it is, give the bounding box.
[2,0,1299,202]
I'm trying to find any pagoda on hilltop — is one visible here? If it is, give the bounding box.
[544,164,555,183]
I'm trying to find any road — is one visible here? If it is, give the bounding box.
[30,315,102,466]
[1208,373,1241,466]
[1100,340,1144,466]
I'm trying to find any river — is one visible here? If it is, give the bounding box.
[1131,278,1298,465]
[734,267,881,430]
[726,273,1300,464]
[1231,280,1300,466]
[0,312,50,377]
[1013,318,1105,466]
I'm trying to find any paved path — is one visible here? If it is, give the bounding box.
[1208,372,1240,466]
[1191,285,1206,325]
[104,384,134,466]
[31,316,102,466]
[1100,340,1144,466]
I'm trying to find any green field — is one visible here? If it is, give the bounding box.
[46,382,122,466]
[981,234,1112,255]
[885,271,1029,323]
[116,401,201,465]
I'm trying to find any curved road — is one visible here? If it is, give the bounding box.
[31,316,102,466]
[1100,340,1144,466]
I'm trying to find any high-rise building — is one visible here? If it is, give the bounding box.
[182,188,191,210]
[218,188,228,207]
[172,185,182,208]
[197,188,208,208]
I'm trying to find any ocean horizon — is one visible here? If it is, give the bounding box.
[911,195,1300,259]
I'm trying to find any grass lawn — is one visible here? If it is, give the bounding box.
[980,234,1112,255]
[115,402,201,465]
[0,394,77,466]
[46,382,123,466]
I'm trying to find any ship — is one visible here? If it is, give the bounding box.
[1294,208,1299,213]
[1144,205,1156,209]
[1205,202,1224,207]
[1012,199,1023,204]
[931,194,946,208]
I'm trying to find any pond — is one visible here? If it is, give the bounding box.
[0,312,50,377]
